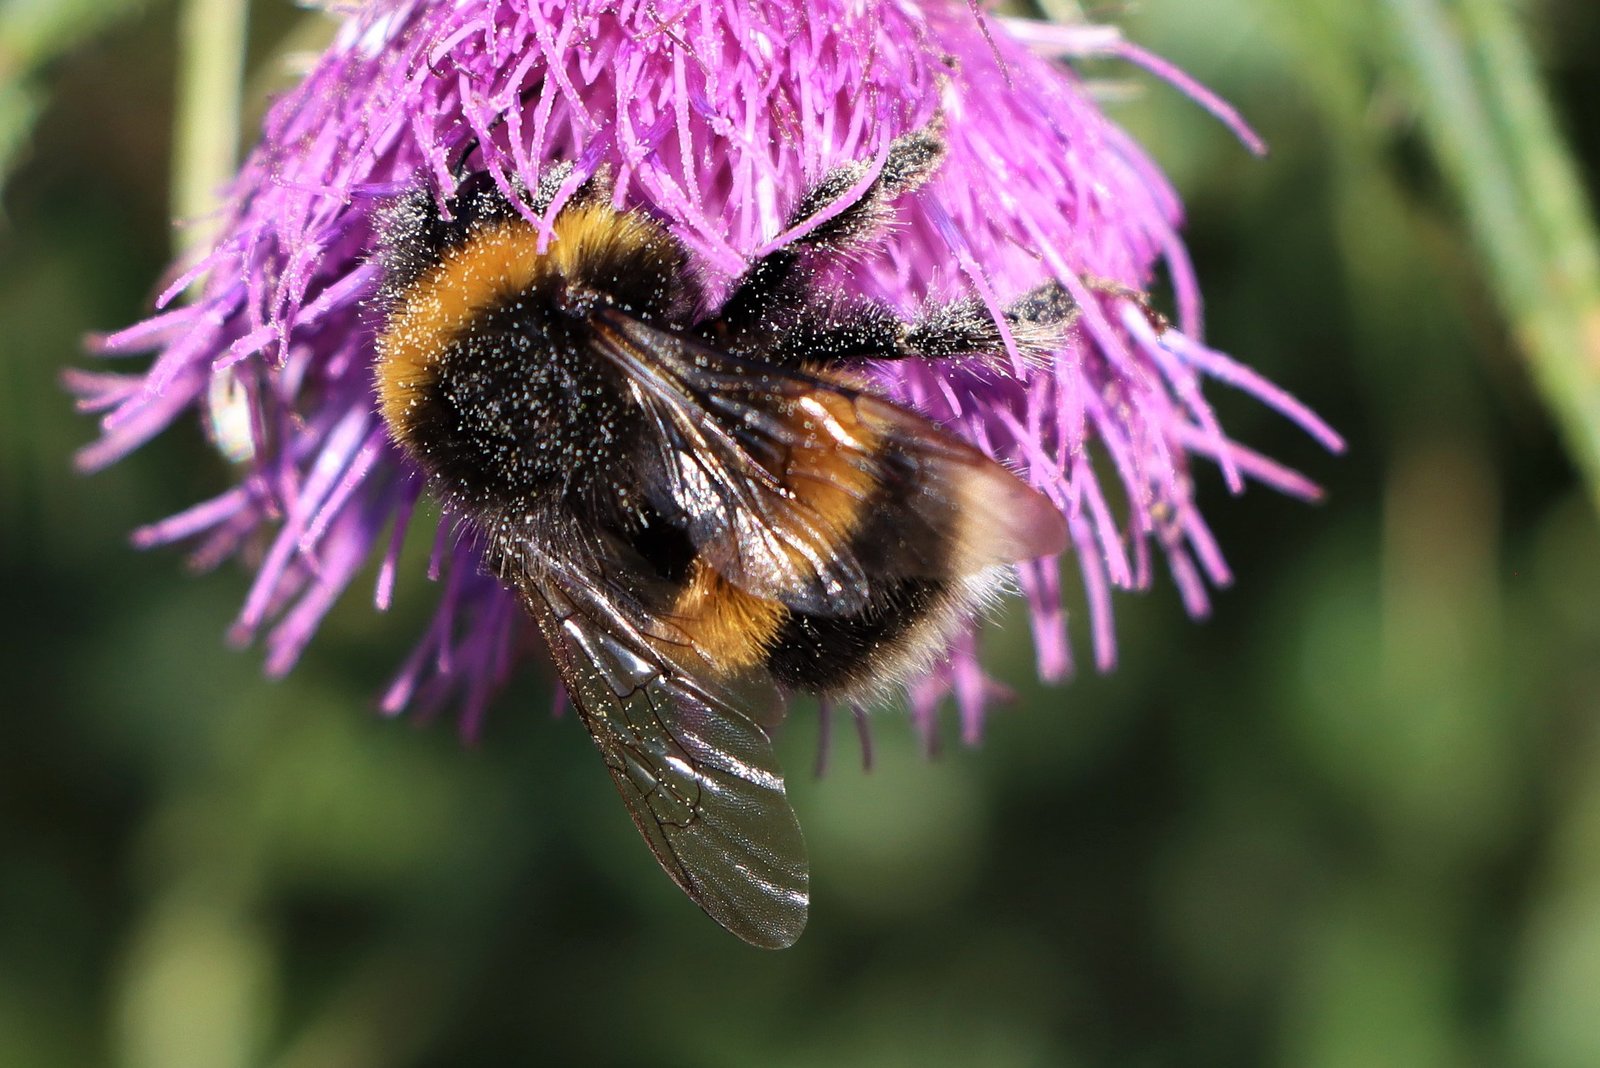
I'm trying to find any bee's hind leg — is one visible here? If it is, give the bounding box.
[766,276,1167,371]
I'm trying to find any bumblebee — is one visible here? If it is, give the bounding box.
[373,124,1076,948]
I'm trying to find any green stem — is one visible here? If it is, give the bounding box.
[172,0,249,257]
[1382,0,1600,517]
[173,0,254,463]
[1461,0,1600,293]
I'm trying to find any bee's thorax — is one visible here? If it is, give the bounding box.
[375,199,693,516]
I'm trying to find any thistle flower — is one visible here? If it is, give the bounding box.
[72,0,1341,747]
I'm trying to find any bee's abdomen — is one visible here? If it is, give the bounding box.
[762,576,951,692]
[656,559,956,695]
[653,423,977,695]
[760,455,964,694]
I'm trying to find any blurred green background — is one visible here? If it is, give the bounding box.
[4,1,1600,1065]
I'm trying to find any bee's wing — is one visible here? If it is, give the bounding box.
[519,568,809,950]
[590,310,1066,615]
[589,312,873,614]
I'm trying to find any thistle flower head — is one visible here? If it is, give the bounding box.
[73,0,1341,746]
